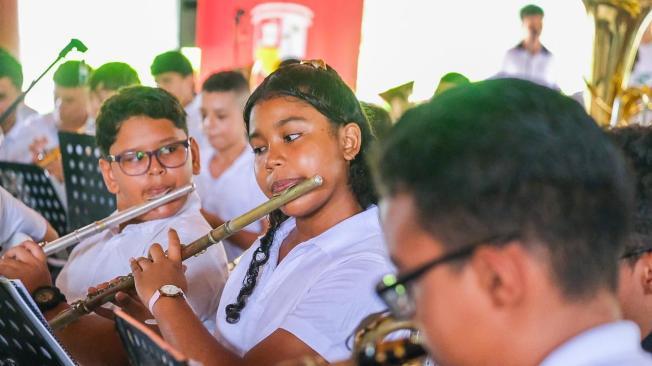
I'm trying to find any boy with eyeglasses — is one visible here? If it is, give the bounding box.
[0,86,228,364]
[608,126,652,347]
[373,78,652,365]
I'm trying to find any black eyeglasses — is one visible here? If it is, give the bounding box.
[376,233,518,319]
[104,139,191,176]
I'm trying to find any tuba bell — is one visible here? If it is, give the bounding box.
[583,0,652,127]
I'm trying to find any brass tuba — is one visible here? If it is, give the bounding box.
[583,0,652,127]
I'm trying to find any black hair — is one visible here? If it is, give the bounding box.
[150,51,193,77]
[225,61,377,323]
[95,86,187,155]
[0,48,23,89]
[374,78,633,300]
[89,62,141,92]
[53,60,93,87]
[202,71,249,94]
[607,126,652,263]
[520,4,544,19]
[361,102,392,140]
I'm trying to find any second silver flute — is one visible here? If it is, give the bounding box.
[41,183,196,256]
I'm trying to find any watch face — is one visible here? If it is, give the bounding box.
[160,284,182,296]
[35,289,55,303]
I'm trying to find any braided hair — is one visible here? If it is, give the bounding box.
[224,61,377,323]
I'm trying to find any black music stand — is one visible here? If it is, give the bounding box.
[0,162,67,236]
[59,132,116,231]
[114,309,188,366]
[0,277,76,365]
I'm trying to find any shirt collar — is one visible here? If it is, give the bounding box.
[515,41,551,54]
[540,321,643,366]
[274,205,381,255]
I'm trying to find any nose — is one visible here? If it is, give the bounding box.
[264,143,284,172]
[148,153,166,176]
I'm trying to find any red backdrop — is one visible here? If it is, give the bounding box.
[196,0,364,89]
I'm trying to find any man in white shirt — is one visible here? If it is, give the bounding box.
[374,78,652,365]
[496,4,559,90]
[0,48,38,162]
[0,186,58,253]
[195,71,268,261]
[151,51,204,146]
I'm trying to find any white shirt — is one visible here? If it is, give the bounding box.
[195,147,267,261]
[631,43,652,87]
[214,205,394,362]
[55,192,229,332]
[185,94,205,143]
[0,104,51,163]
[0,186,47,253]
[497,42,559,90]
[540,321,652,366]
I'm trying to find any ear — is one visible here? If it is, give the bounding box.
[98,158,120,194]
[470,243,527,309]
[639,253,652,295]
[189,137,201,175]
[338,122,362,161]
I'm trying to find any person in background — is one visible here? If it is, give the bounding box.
[151,50,204,145]
[433,72,470,97]
[0,48,38,162]
[496,4,559,90]
[86,61,141,134]
[195,71,268,261]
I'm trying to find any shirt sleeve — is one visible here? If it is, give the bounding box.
[0,187,48,245]
[279,257,389,363]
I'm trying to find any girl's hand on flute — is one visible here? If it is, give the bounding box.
[0,240,50,293]
[131,228,188,311]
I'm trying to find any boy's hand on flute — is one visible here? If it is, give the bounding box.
[0,240,51,293]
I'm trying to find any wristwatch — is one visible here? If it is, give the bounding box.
[148,284,185,314]
[32,286,67,312]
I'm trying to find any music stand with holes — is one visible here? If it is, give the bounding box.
[58,132,116,231]
[0,162,68,236]
[114,309,188,366]
[0,277,76,365]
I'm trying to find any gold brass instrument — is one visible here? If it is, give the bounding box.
[48,175,323,331]
[39,183,196,256]
[278,313,427,366]
[583,0,652,127]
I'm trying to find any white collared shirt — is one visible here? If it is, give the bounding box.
[0,104,52,164]
[55,192,229,332]
[540,321,652,366]
[185,94,205,143]
[497,42,558,90]
[195,147,267,261]
[0,186,47,252]
[214,205,394,362]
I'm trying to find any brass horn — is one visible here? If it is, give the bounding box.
[583,0,652,127]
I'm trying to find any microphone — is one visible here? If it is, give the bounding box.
[58,38,88,58]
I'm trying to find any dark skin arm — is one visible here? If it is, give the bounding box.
[132,229,325,366]
[0,241,129,365]
[200,209,268,251]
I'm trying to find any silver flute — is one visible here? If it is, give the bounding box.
[40,183,195,256]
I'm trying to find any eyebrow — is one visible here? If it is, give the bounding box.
[248,116,309,140]
[115,136,184,155]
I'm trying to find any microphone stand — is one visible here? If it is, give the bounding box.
[0,40,84,138]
